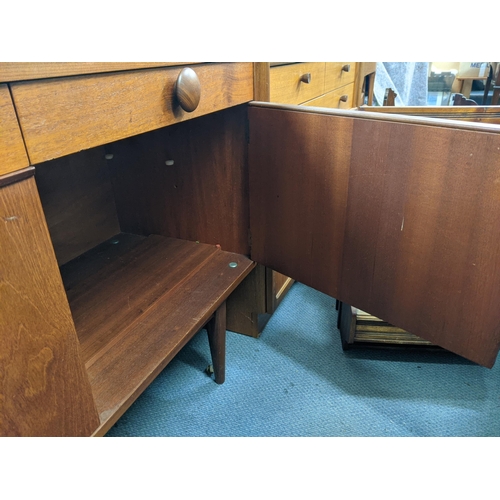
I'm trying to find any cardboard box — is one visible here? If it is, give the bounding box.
[458,62,490,78]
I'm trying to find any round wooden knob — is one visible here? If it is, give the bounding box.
[340,95,349,102]
[175,68,201,112]
[300,73,312,84]
[342,64,351,72]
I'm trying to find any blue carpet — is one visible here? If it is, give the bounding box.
[106,282,500,437]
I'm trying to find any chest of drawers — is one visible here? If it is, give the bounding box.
[270,61,356,108]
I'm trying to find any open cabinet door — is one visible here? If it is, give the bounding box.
[248,102,500,368]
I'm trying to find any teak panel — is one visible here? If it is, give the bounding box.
[0,84,29,175]
[0,62,198,82]
[0,176,99,436]
[249,105,352,299]
[106,105,250,256]
[340,117,500,367]
[253,62,270,101]
[63,235,254,434]
[270,62,326,105]
[35,146,121,265]
[11,63,254,164]
[69,236,220,362]
[226,264,268,337]
[359,105,500,124]
[249,103,500,367]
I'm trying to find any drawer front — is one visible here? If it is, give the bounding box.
[302,83,355,109]
[11,63,254,164]
[0,84,29,175]
[324,62,356,92]
[270,63,325,105]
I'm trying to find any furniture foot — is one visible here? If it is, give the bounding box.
[206,301,226,384]
[336,299,342,329]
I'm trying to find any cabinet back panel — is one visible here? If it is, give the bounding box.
[106,105,250,256]
[35,147,121,265]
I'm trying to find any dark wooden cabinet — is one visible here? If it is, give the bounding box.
[248,102,500,368]
[2,63,500,436]
[226,63,376,338]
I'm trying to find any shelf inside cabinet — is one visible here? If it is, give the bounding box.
[60,233,255,433]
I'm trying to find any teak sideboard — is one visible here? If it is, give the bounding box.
[1,62,500,437]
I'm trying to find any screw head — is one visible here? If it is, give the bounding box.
[229,262,238,268]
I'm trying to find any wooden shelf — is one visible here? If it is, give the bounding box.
[338,301,434,348]
[60,233,254,434]
[353,308,433,345]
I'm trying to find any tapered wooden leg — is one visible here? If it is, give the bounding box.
[207,301,226,384]
[336,299,342,329]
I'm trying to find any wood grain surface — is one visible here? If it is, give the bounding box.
[249,103,500,367]
[0,177,99,436]
[253,62,270,101]
[35,146,121,265]
[270,62,326,105]
[0,84,30,175]
[249,106,352,300]
[62,235,254,435]
[0,62,198,82]
[11,63,254,164]
[359,105,500,124]
[226,264,268,337]
[253,101,500,134]
[324,62,356,91]
[0,166,34,188]
[302,83,355,109]
[106,105,250,256]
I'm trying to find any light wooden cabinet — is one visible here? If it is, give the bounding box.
[2,63,500,436]
[270,61,358,108]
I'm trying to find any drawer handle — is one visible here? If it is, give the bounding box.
[300,73,312,84]
[339,95,349,102]
[175,68,201,112]
[342,64,351,72]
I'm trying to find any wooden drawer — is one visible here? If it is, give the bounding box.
[0,84,29,175]
[325,62,356,92]
[302,83,355,109]
[270,63,326,105]
[10,63,254,164]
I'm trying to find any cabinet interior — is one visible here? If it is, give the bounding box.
[32,105,254,431]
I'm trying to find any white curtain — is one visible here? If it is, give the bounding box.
[374,62,429,106]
